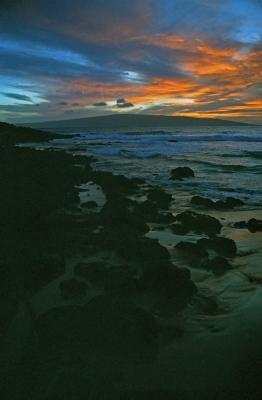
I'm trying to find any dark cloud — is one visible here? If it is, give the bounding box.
[93,101,108,107]
[116,98,134,108]
[3,92,33,102]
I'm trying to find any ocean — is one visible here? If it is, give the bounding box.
[46,125,262,206]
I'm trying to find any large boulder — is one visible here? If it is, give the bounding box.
[174,211,222,236]
[247,218,262,233]
[147,187,172,209]
[206,256,232,275]
[175,241,208,259]
[141,262,197,312]
[81,200,98,209]
[171,167,194,180]
[191,195,214,208]
[117,236,170,263]
[191,195,244,210]
[36,305,87,353]
[135,200,175,223]
[83,295,158,362]
[104,267,138,297]
[74,261,106,284]
[26,254,65,292]
[59,278,87,299]
[197,237,237,257]
[215,197,244,209]
[91,171,140,195]
[100,197,149,235]
[36,296,158,363]
[233,218,262,232]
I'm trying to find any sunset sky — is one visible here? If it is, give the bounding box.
[0,0,261,123]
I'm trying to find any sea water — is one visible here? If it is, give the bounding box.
[49,125,262,206]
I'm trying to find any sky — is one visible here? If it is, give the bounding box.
[0,0,261,123]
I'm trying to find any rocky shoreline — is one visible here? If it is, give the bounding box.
[1,122,261,399]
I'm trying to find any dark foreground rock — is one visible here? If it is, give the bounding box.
[234,218,262,233]
[147,187,172,209]
[198,237,237,257]
[247,218,262,232]
[175,241,208,259]
[59,278,87,299]
[191,195,244,210]
[104,268,138,297]
[74,261,106,284]
[141,262,197,312]
[90,170,140,195]
[36,296,158,362]
[81,200,98,209]
[171,166,194,180]
[206,256,232,275]
[174,211,222,236]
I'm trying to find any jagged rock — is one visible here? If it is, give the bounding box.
[117,236,170,263]
[247,218,262,233]
[233,218,262,232]
[194,294,219,314]
[100,197,149,235]
[191,195,244,210]
[104,267,138,296]
[81,201,98,208]
[26,255,65,292]
[59,278,87,299]
[147,187,172,209]
[175,241,208,258]
[83,295,158,361]
[136,200,175,223]
[206,256,232,274]
[171,223,189,235]
[74,262,106,284]
[191,195,214,208]
[36,305,87,353]
[215,197,244,209]
[234,220,248,229]
[171,167,194,180]
[198,237,237,257]
[91,171,139,195]
[141,262,197,311]
[174,211,222,236]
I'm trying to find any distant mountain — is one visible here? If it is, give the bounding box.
[23,113,251,130]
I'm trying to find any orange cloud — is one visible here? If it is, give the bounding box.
[61,34,261,122]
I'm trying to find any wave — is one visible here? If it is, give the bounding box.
[175,134,262,143]
[190,159,246,170]
[75,131,262,144]
[190,159,262,173]
[93,147,168,159]
[244,151,262,160]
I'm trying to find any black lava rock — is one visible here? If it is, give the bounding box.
[59,278,87,299]
[74,261,106,284]
[198,237,237,257]
[175,241,208,258]
[171,167,194,180]
[174,211,222,236]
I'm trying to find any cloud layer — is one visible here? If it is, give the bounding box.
[0,0,261,123]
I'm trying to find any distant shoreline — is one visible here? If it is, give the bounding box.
[19,113,254,130]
